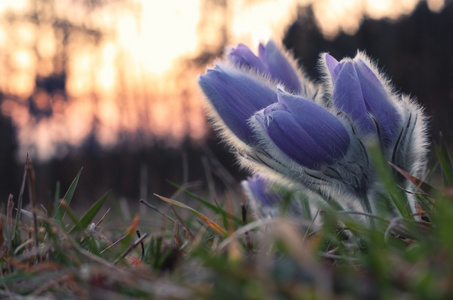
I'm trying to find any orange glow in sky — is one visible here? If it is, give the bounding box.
[0,0,446,160]
[116,0,201,76]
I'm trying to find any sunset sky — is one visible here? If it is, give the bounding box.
[0,0,446,160]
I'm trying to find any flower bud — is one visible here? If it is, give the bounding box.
[228,40,302,94]
[255,91,350,170]
[325,53,401,147]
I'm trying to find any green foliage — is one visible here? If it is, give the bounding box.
[54,167,83,226]
[69,191,109,235]
[167,180,242,225]
[3,140,453,299]
[435,134,453,187]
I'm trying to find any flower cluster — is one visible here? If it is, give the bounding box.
[199,40,428,215]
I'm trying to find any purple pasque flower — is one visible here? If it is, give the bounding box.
[199,40,315,149]
[242,175,282,219]
[322,52,428,178]
[241,175,305,219]
[242,174,280,208]
[199,40,428,217]
[324,53,401,147]
[228,40,303,94]
[227,43,270,75]
[254,90,350,170]
[199,65,277,145]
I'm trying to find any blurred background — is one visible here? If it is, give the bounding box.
[0,0,452,209]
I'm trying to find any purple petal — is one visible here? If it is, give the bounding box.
[199,66,277,143]
[333,62,375,134]
[264,40,302,94]
[325,54,340,82]
[261,109,335,169]
[258,43,267,62]
[228,44,269,75]
[354,58,401,145]
[278,92,350,160]
[263,101,288,115]
[246,175,279,207]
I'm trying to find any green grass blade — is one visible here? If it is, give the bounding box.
[52,181,60,217]
[154,193,228,237]
[435,136,453,187]
[59,200,100,254]
[415,193,434,215]
[13,157,29,241]
[69,191,110,234]
[167,180,242,224]
[54,168,83,224]
[59,200,84,232]
[368,142,412,218]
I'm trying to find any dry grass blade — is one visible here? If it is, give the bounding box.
[113,233,148,265]
[126,216,139,237]
[100,233,129,254]
[389,162,435,194]
[26,158,39,255]
[170,206,194,239]
[95,208,111,227]
[25,212,117,270]
[218,217,317,251]
[218,218,279,251]
[398,186,431,198]
[15,155,30,236]
[140,199,177,224]
[154,193,227,238]
[173,222,183,247]
[5,194,14,256]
